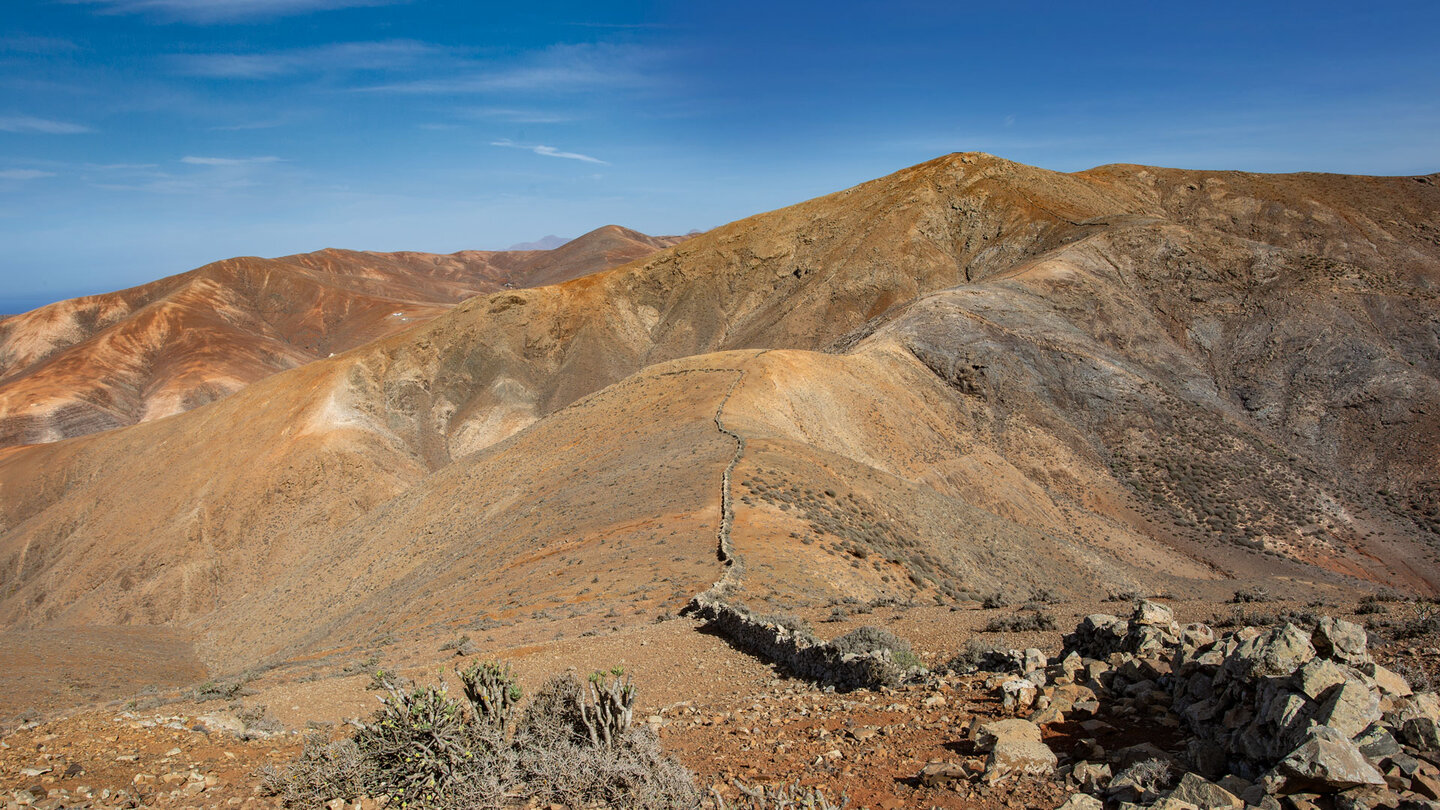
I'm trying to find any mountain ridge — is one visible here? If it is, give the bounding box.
[0,152,1436,678]
[0,225,688,445]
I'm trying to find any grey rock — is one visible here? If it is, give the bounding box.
[1355,724,1403,759]
[985,739,1058,783]
[1134,600,1177,628]
[1024,648,1048,673]
[1364,664,1413,698]
[1230,624,1317,680]
[1171,772,1245,809]
[1399,718,1440,750]
[1316,682,1383,740]
[1294,658,1351,701]
[974,717,1043,750]
[1056,794,1106,810]
[1273,726,1386,793]
[1312,618,1371,667]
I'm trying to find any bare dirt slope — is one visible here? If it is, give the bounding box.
[0,225,684,445]
[0,153,1437,709]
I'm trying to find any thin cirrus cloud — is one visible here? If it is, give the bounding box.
[63,0,403,23]
[181,156,283,166]
[0,36,81,53]
[0,169,57,180]
[491,139,608,165]
[0,116,92,134]
[362,43,660,95]
[462,107,576,124]
[172,40,442,79]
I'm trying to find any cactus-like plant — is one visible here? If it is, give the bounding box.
[580,667,635,748]
[458,660,522,733]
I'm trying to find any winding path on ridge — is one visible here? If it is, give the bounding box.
[644,351,769,606]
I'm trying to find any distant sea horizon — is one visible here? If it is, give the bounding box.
[0,290,94,317]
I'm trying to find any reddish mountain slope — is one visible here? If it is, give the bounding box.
[0,153,1435,680]
[0,225,685,445]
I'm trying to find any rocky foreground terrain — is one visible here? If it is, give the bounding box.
[0,152,1437,806]
[2,593,1439,809]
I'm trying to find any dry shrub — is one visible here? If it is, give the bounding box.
[982,610,1056,633]
[265,664,697,810]
[827,626,921,669]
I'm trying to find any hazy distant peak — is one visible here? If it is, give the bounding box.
[506,235,571,251]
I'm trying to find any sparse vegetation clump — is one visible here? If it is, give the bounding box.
[263,662,698,810]
[980,592,1010,609]
[191,676,254,702]
[827,625,922,669]
[1229,585,1272,603]
[944,637,1010,674]
[982,610,1057,633]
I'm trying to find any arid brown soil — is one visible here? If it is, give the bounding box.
[4,595,1435,809]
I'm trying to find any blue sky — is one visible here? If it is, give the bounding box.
[2,0,1438,312]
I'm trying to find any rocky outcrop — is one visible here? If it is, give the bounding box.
[958,603,1440,809]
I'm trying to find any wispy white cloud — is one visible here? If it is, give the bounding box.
[63,0,403,24]
[0,116,92,134]
[208,119,286,131]
[362,43,660,95]
[491,139,608,165]
[85,163,160,170]
[0,36,80,53]
[172,40,441,79]
[0,169,56,180]
[462,107,576,124]
[181,155,283,165]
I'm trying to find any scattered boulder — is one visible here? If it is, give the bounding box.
[1170,772,1245,809]
[1070,760,1113,792]
[974,717,1043,749]
[918,761,968,787]
[986,739,1059,783]
[966,603,1438,806]
[1312,619,1371,667]
[1056,794,1104,810]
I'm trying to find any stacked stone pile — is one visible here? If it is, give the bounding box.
[684,596,915,690]
[960,601,1440,809]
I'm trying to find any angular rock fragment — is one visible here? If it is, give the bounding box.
[1272,726,1386,793]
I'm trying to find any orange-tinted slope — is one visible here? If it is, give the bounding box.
[0,154,1436,680]
[0,225,686,445]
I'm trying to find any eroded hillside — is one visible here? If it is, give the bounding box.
[0,225,683,445]
[0,153,1436,684]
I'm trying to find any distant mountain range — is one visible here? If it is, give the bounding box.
[506,235,572,251]
[0,225,686,445]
